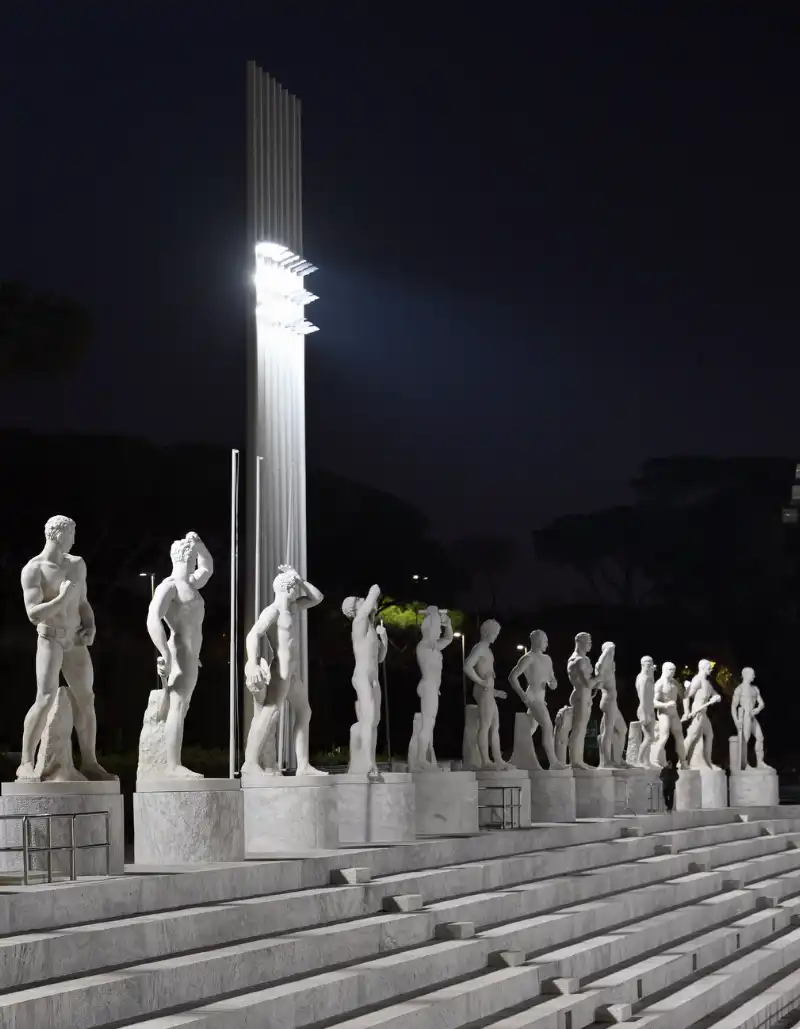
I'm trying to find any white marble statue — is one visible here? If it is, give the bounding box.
[507,629,565,769]
[683,659,721,770]
[554,705,573,767]
[243,565,326,778]
[652,661,688,768]
[409,606,453,771]
[342,585,388,776]
[17,515,116,782]
[566,632,602,769]
[463,619,509,769]
[595,642,628,768]
[732,667,770,771]
[141,532,214,779]
[635,655,659,768]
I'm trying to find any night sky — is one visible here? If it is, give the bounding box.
[2,7,799,606]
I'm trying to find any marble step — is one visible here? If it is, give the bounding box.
[698,966,800,1029]
[611,926,800,1029]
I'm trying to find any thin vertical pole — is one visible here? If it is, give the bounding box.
[229,449,240,779]
[380,618,392,772]
[254,456,263,618]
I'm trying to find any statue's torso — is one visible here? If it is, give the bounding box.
[354,622,380,680]
[417,641,443,686]
[655,677,679,709]
[165,580,204,655]
[473,646,494,685]
[637,673,655,716]
[567,653,591,693]
[524,652,552,700]
[26,554,84,632]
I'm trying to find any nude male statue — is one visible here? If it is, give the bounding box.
[146,532,213,778]
[567,632,602,769]
[683,659,721,770]
[652,661,688,769]
[242,564,325,777]
[18,515,116,782]
[508,629,566,769]
[732,667,770,770]
[410,606,453,771]
[595,641,627,768]
[636,655,659,768]
[342,585,388,776]
[464,619,509,769]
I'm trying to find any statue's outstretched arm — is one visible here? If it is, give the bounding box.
[188,535,214,589]
[355,584,381,626]
[297,578,324,610]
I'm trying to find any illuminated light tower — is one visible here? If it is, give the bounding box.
[245,63,318,768]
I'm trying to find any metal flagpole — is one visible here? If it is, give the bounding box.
[229,449,240,779]
[254,457,263,618]
[277,467,295,772]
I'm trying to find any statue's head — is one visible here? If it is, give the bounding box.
[698,658,712,676]
[480,618,501,643]
[595,641,615,676]
[530,629,547,652]
[742,666,755,683]
[273,564,302,599]
[662,661,676,678]
[421,605,441,640]
[641,655,654,673]
[44,515,76,553]
[170,535,198,566]
[575,631,592,654]
[341,596,360,620]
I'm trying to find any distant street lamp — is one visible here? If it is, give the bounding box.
[517,644,526,652]
[139,571,156,598]
[454,631,468,710]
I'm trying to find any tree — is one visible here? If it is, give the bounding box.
[450,534,517,613]
[0,282,92,378]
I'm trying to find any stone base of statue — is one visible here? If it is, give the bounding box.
[573,767,615,818]
[0,779,123,878]
[625,722,643,766]
[462,705,481,769]
[695,767,728,809]
[675,768,702,811]
[509,712,542,770]
[242,774,338,853]
[332,772,415,844]
[526,768,576,822]
[133,778,244,864]
[412,771,478,835]
[475,769,532,829]
[730,768,779,807]
[611,766,661,815]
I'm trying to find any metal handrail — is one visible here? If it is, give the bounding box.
[0,811,111,885]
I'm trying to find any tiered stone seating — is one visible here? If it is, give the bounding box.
[1,808,800,1028]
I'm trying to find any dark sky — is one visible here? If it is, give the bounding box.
[2,6,799,605]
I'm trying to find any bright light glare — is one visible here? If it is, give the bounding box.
[517,645,525,651]
[453,631,462,638]
[254,241,318,336]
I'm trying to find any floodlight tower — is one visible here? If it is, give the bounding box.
[245,63,318,768]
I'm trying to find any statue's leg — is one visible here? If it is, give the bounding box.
[476,689,494,767]
[62,646,115,780]
[489,705,505,767]
[533,701,564,769]
[242,678,286,775]
[417,688,439,769]
[569,697,589,768]
[672,716,688,767]
[753,718,768,766]
[742,713,753,767]
[18,638,62,777]
[652,716,667,768]
[288,676,326,775]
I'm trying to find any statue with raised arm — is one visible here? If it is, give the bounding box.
[508,629,565,769]
[566,632,601,769]
[683,659,721,770]
[652,661,688,768]
[17,516,116,782]
[342,585,388,776]
[595,641,627,768]
[141,532,213,778]
[242,564,325,778]
[635,655,659,768]
[463,619,509,769]
[409,606,454,771]
[732,667,770,770]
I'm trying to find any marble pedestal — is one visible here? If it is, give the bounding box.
[412,771,478,836]
[573,767,615,818]
[612,767,661,815]
[730,769,779,807]
[0,780,123,878]
[675,768,702,811]
[697,767,728,809]
[134,779,244,864]
[333,772,415,844]
[526,769,576,822]
[476,769,532,829]
[243,775,338,853]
